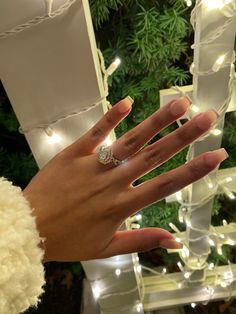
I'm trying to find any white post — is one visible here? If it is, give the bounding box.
[183,0,236,277]
[0,1,142,313]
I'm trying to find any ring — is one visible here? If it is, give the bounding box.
[98,145,123,166]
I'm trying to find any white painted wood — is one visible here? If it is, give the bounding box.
[165,167,236,202]
[160,81,236,114]
[0,1,142,313]
[186,2,236,272]
[142,264,236,311]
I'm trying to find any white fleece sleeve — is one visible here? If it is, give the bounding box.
[0,177,46,314]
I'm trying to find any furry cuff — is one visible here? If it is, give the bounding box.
[0,177,45,314]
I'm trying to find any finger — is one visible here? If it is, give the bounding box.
[66,97,134,156]
[100,228,182,257]
[112,97,190,161]
[116,109,219,183]
[122,149,228,216]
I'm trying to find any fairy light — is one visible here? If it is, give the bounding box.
[93,285,101,299]
[136,303,143,313]
[191,303,196,308]
[176,191,183,202]
[227,192,235,200]
[186,0,192,6]
[115,269,121,276]
[178,282,183,288]
[163,268,167,274]
[131,223,141,229]
[203,0,232,10]
[226,239,235,246]
[217,246,223,255]
[45,127,61,144]
[106,57,121,76]
[182,245,190,258]
[226,177,233,183]
[211,129,222,136]
[219,234,225,239]
[209,239,215,246]
[184,271,191,279]
[136,265,142,273]
[191,104,200,113]
[208,263,215,270]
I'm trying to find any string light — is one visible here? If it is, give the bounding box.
[186,0,193,6]
[203,0,232,10]
[191,104,200,113]
[191,303,196,308]
[45,127,61,144]
[105,57,121,76]
[210,129,222,136]
[136,303,143,313]
[93,285,101,299]
[115,269,121,276]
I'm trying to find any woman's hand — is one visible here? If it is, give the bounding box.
[23,97,227,262]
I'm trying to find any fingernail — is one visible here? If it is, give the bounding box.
[204,148,229,167]
[118,96,134,113]
[160,239,183,249]
[169,97,191,116]
[195,109,219,130]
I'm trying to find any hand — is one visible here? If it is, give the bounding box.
[23,97,227,262]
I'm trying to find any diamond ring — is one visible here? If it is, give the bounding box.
[98,145,123,166]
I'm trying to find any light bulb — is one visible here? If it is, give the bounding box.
[226,177,233,183]
[208,263,215,270]
[115,268,121,276]
[163,268,167,274]
[136,303,143,313]
[227,239,235,246]
[211,129,222,136]
[136,265,142,273]
[45,128,61,144]
[208,183,214,189]
[191,104,200,113]
[176,191,182,201]
[178,282,183,288]
[209,239,215,246]
[184,272,190,279]
[227,192,235,200]
[106,57,121,76]
[203,0,232,10]
[191,303,196,308]
[93,286,101,299]
[136,214,142,221]
[213,55,226,72]
[186,0,192,6]
[217,246,223,255]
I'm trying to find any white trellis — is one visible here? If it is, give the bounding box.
[0,0,236,313]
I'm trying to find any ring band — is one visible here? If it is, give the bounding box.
[98,145,123,166]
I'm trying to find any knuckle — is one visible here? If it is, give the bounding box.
[188,161,201,178]
[176,128,193,143]
[143,146,163,167]
[157,174,174,196]
[91,125,104,139]
[150,113,162,127]
[104,110,115,125]
[123,131,139,151]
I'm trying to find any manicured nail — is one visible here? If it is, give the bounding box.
[160,239,183,249]
[118,96,134,113]
[195,109,219,130]
[169,97,191,116]
[204,148,229,167]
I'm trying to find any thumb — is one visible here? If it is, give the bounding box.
[101,228,182,258]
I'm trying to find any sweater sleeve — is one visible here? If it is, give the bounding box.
[0,177,46,314]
